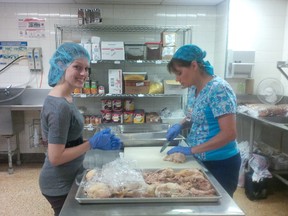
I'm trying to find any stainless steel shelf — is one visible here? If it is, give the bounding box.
[90,60,170,64]
[55,24,192,33]
[73,93,183,98]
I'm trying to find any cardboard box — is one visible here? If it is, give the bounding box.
[91,43,101,62]
[164,80,187,94]
[162,46,176,60]
[101,41,125,60]
[161,32,176,46]
[108,69,123,94]
[124,80,150,94]
[123,72,147,81]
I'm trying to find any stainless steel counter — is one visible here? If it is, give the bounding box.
[59,167,245,216]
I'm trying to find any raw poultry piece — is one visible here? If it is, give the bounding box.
[154,182,190,197]
[85,169,97,181]
[163,152,186,163]
[86,182,111,198]
[143,168,216,197]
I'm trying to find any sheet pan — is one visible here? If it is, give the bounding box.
[75,168,222,204]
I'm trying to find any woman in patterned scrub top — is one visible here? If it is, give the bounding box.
[165,44,241,197]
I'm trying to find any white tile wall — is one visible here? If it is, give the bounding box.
[0,2,224,89]
[228,0,288,95]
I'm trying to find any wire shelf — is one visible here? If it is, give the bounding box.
[55,24,193,33]
[72,93,183,98]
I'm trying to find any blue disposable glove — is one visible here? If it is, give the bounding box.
[89,128,121,150]
[110,134,122,150]
[167,146,192,155]
[166,124,182,141]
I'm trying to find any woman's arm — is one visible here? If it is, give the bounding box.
[191,113,237,154]
[48,141,90,166]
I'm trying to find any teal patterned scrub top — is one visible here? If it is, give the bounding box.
[185,76,239,161]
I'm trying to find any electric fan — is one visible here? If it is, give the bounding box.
[256,78,284,104]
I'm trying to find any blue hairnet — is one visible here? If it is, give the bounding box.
[48,42,90,87]
[172,44,214,75]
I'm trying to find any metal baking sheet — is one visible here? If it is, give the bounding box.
[75,169,222,204]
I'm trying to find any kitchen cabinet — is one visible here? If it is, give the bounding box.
[55,24,192,130]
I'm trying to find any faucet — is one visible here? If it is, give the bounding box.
[4,84,12,96]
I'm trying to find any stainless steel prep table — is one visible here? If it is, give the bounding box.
[59,169,245,216]
[237,111,288,185]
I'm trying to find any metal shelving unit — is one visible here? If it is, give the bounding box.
[56,23,191,121]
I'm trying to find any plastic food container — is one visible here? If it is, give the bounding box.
[145,42,162,60]
[125,44,145,60]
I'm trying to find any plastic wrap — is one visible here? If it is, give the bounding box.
[83,156,148,198]
[238,141,250,187]
[248,154,272,182]
[238,103,288,117]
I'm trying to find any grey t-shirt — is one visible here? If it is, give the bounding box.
[39,96,85,196]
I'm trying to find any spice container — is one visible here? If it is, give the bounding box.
[98,85,105,94]
[90,81,97,94]
[73,87,82,94]
[83,81,91,94]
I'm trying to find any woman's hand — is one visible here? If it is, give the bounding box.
[89,128,122,150]
[166,124,182,141]
[167,146,192,155]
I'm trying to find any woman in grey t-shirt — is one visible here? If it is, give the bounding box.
[39,43,121,216]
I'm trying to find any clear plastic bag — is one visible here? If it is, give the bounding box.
[248,154,272,182]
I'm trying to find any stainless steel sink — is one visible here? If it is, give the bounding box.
[260,116,288,124]
[117,132,184,147]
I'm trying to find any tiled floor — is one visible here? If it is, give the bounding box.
[0,163,287,216]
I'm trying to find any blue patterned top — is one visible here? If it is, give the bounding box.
[185,76,239,161]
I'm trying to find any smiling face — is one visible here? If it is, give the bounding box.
[62,58,90,90]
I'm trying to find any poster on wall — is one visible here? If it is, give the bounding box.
[18,18,46,38]
[0,41,27,65]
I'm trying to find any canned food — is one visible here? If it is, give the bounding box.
[124,99,134,111]
[133,109,145,124]
[101,99,112,111]
[101,110,112,123]
[123,111,134,124]
[112,112,123,123]
[112,99,122,111]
